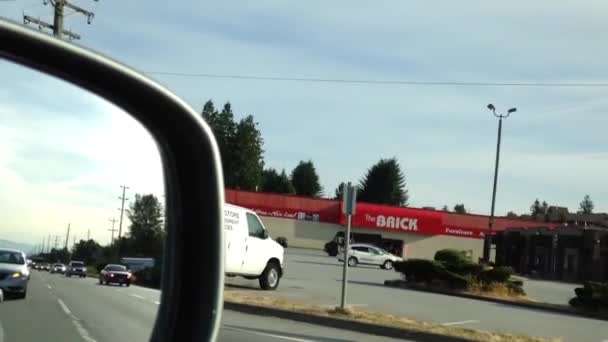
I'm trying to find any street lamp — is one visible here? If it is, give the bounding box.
[483,104,517,263]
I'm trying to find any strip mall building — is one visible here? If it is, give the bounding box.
[226,189,555,261]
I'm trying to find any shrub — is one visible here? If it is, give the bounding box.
[394,259,447,283]
[275,237,288,248]
[434,249,469,266]
[479,266,513,284]
[571,282,608,310]
[448,262,485,277]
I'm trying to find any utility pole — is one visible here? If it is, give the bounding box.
[23,0,98,41]
[117,185,129,239]
[64,223,71,250]
[53,235,60,250]
[46,234,51,254]
[108,218,118,244]
[87,229,90,240]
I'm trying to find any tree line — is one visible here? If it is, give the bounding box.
[201,100,410,206]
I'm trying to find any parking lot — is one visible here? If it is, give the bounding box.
[226,248,607,342]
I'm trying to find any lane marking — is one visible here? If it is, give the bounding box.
[57,299,97,342]
[153,301,161,305]
[442,320,479,326]
[223,326,317,342]
[130,294,145,300]
[57,299,72,315]
[0,320,5,342]
[46,284,52,290]
[134,286,161,294]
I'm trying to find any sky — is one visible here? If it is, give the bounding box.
[2,0,608,246]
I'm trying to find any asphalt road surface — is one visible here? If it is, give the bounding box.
[0,271,409,342]
[225,248,608,342]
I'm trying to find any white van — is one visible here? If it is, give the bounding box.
[224,204,284,290]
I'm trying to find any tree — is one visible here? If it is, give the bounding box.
[358,158,408,206]
[453,204,467,214]
[541,201,549,214]
[530,199,543,218]
[232,115,264,190]
[261,168,294,194]
[334,182,346,200]
[127,194,164,256]
[442,205,449,212]
[201,101,265,190]
[506,211,518,218]
[71,239,101,265]
[48,248,71,263]
[290,160,323,197]
[579,195,594,214]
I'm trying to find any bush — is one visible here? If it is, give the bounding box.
[394,259,447,283]
[571,282,608,310]
[479,266,513,284]
[434,249,470,266]
[275,237,288,248]
[448,262,485,277]
[394,259,470,290]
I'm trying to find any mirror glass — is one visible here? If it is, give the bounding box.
[0,60,164,341]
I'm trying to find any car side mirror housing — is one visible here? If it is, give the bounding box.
[0,18,224,341]
[262,230,269,239]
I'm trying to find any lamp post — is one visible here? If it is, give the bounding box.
[483,104,517,263]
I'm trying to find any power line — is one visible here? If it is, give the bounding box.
[22,0,98,40]
[143,71,608,88]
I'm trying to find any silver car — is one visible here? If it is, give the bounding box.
[0,248,30,299]
[337,243,403,270]
[50,263,67,274]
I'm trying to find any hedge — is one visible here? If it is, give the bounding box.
[434,249,470,266]
[394,259,470,290]
[570,282,608,310]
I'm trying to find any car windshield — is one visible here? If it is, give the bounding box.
[106,265,127,271]
[3,2,608,342]
[0,251,25,265]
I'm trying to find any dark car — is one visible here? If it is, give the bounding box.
[65,261,87,278]
[99,264,132,286]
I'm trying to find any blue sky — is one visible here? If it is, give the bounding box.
[2,1,608,245]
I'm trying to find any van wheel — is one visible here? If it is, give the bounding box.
[259,262,281,290]
[383,260,394,270]
[347,257,358,267]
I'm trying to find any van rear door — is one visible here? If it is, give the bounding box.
[224,206,246,273]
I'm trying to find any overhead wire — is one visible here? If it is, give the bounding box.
[143,71,608,88]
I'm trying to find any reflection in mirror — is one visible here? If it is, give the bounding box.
[0,60,164,341]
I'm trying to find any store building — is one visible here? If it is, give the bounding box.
[226,189,553,261]
[495,225,608,282]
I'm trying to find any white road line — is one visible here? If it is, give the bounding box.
[153,301,161,305]
[441,320,479,326]
[223,326,317,342]
[46,284,52,289]
[134,286,161,294]
[130,294,145,300]
[0,320,5,342]
[57,299,72,315]
[57,299,97,342]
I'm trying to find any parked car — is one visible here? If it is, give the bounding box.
[0,248,30,299]
[65,261,87,278]
[50,263,67,274]
[224,204,284,290]
[337,243,403,270]
[99,264,132,286]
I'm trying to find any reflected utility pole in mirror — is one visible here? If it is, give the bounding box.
[117,185,129,240]
[108,217,118,244]
[22,0,98,40]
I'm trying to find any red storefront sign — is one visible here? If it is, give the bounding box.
[341,203,486,239]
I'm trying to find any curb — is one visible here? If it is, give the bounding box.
[224,301,473,342]
[384,280,608,322]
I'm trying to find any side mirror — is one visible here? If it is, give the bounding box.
[1,19,224,341]
[262,230,269,239]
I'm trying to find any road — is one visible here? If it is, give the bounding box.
[225,248,608,342]
[0,271,409,342]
